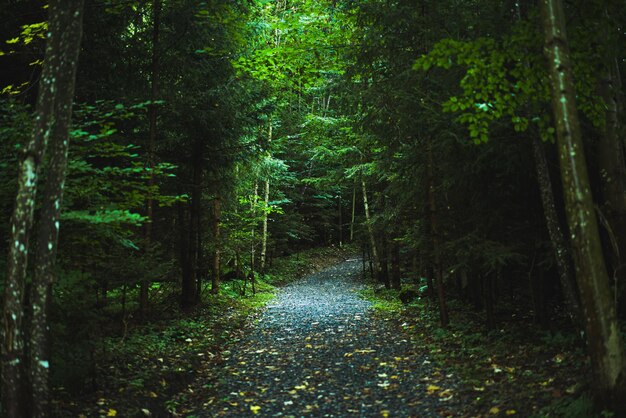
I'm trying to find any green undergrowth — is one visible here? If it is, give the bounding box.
[53,245,354,417]
[361,285,601,417]
[359,286,406,314]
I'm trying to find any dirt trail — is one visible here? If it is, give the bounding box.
[180,258,467,417]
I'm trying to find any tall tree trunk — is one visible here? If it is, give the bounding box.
[531,135,582,323]
[183,137,202,309]
[29,2,84,415]
[2,2,84,416]
[598,58,626,315]
[350,181,356,242]
[427,139,449,327]
[361,177,381,282]
[540,0,626,408]
[260,178,270,271]
[338,195,343,247]
[250,180,259,274]
[391,240,401,290]
[179,201,193,310]
[141,0,161,318]
[212,196,221,294]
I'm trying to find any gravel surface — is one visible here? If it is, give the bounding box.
[184,258,467,417]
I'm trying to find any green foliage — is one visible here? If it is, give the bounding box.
[414,19,605,144]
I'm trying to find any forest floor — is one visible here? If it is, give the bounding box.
[55,249,592,417]
[172,258,472,417]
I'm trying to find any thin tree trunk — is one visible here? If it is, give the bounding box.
[183,137,202,308]
[427,139,449,327]
[212,196,221,294]
[531,135,581,323]
[178,201,193,309]
[2,2,84,416]
[260,178,270,271]
[361,177,381,282]
[391,240,401,290]
[540,0,626,408]
[251,180,259,274]
[260,118,272,272]
[338,195,343,247]
[141,0,161,318]
[350,181,356,242]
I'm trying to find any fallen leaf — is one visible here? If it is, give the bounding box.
[426,385,440,394]
[250,405,261,414]
[107,409,117,417]
[506,410,517,416]
[489,406,500,415]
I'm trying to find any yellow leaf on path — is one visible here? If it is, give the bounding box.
[305,344,312,348]
[149,391,158,398]
[439,389,453,397]
[506,410,517,415]
[107,409,117,417]
[381,411,390,417]
[426,384,440,394]
[490,406,501,414]
[294,385,306,390]
[250,405,261,414]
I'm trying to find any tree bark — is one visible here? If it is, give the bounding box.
[29,2,84,415]
[598,59,626,315]
[427,138,449,327]
[212,196,221,294]
[183,136,202,309]
[260,178,270,271]
[361,177,382,282]
[250,180,259,275]
[540,0,626,408]
[141,0,161,318]
[2,2,84,416]
[350,181,356,242]
[391,240,401,290]
[338,195,343,247]
[531,135,582,323]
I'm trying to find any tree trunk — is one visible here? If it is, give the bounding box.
[531,135,582,323]
[350,181,356,242]
[29,2,84,415]
[2,2,84,416]
[361,177,382,282]
[250,180,259,274]
[260,120,272,271]
[338,195,343,247]
[379,237,390,288]
[212,197,221,294]
[598,60,626,316]
[260,178,270,271]
[141,0,161,318]
[427,138,449,327]
[179,201,194,310]
[186,136,202,307]
[540,0,626,408]
[391,240,401,290]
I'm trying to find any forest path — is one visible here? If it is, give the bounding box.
[178,259,467,417]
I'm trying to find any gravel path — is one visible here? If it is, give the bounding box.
[184,258,467,417]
